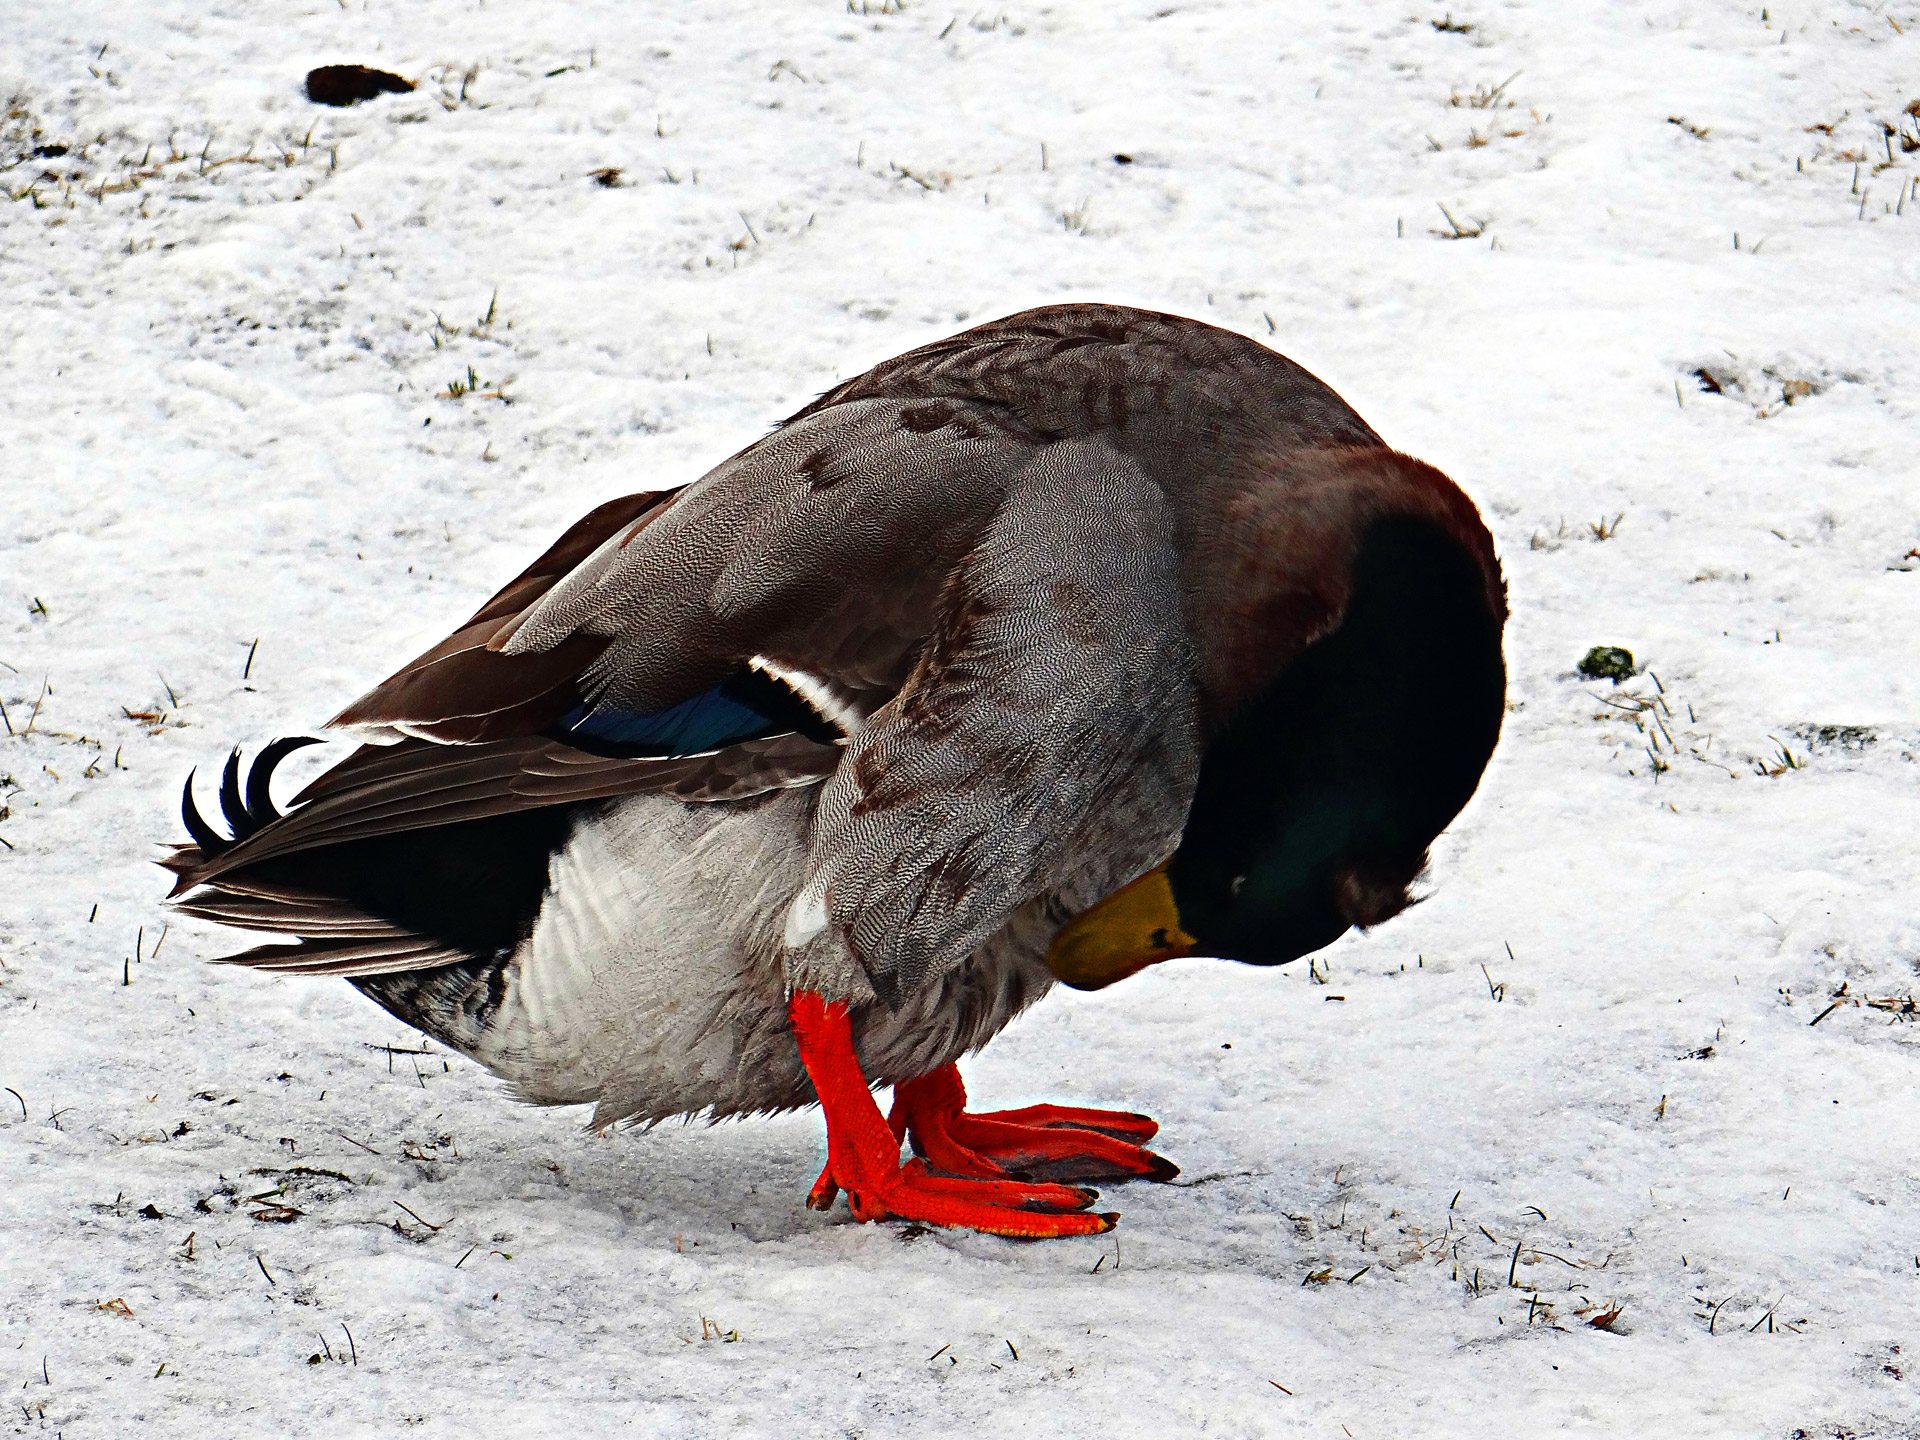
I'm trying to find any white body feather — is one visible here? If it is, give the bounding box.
[430,789,1067,1127]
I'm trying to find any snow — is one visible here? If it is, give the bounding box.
[3,0,1919,1433]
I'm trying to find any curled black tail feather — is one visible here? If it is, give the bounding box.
[246,738,314,820]
[218,749,247,836]
[179,770,226,852]
[180,737,325,857]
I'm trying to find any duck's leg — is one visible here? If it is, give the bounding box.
[890,1063,1179,1184]
[790,992,1116,1238]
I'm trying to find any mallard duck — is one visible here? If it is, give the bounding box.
[165,304,1506,1239]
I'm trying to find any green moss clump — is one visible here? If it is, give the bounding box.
[1578,645,1635,683]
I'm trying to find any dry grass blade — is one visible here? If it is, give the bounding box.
[1430,203,1485,239]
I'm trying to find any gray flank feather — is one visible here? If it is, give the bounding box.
[794,441,1201,1003]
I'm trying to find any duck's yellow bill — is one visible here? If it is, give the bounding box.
[1046,862,1197,992]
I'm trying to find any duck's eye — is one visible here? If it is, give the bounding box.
[1228,873,1247,899]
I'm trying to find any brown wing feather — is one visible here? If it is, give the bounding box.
[163,732,839,895]
[327,489,679,742]
[172,870,466,977]
[212,936,475,978]
[171,885,414,938]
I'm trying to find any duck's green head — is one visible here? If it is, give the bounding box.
[1047,515,1506,990]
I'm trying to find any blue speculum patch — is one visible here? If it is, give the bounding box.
[548,667,839,758]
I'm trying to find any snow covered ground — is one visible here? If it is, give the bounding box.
[4,0,1918,1433]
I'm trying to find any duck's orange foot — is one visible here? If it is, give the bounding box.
[790,992,1118,1239]
[891,1063,1180,1185]
[804,1160,1110,1237]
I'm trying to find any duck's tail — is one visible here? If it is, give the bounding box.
[163,739,571,980]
